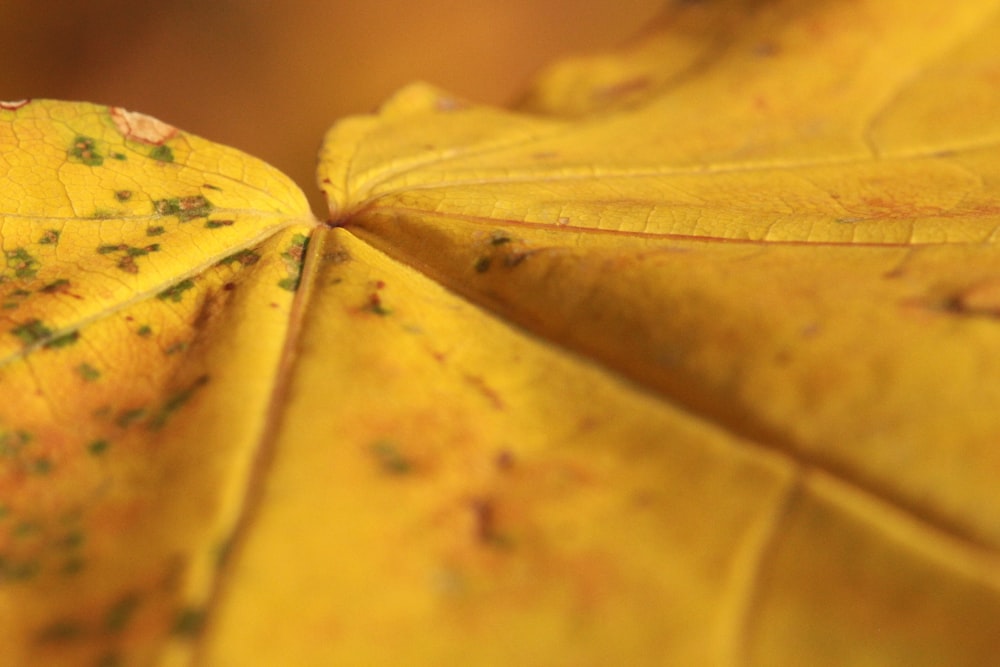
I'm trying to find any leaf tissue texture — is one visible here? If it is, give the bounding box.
[4,0,1000,665]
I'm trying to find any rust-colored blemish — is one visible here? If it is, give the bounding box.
[948,279,1000,317]
[463,374,505,410]
[468,497,503,546]
[110,107,177,145]
[0,99,30,111]
[495,450,515,471]
[592,76,651,101]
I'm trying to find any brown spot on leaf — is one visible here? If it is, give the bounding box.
[468,497,510,548]
[0,99,29,111]
[495,450,515,471]
[38,229,60,245]
[110,107,177,145]
[39,279,71,294]
[363,280,390,315]
[366,293,389,315]
[754,41,780,57]
[947,280,1000,317]
[68,137,102,166]
[218,249,260,267]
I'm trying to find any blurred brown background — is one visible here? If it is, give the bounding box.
[0,1,660,214]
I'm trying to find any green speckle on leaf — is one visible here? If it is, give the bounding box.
[116,408,146,429]
[136,325,153,337]
[77,363,101,382]
[370,440,412,475]
[1,558,39,581]
[57,530,84,550]
[278,234,309,292]
[150,145,174,162]
[29,458,52,475]
[490,233,512,246]
[474,256,491,273]
[87,439,109,456]
[44,330,79,349]
[149,375,209,430]
[215,538,233,568]
[165,341,188,356]
[11,319,52,346]
[127,244,158,257]
[14,521,40,537]
[98,243,161,273]
[105,594,141,633]
[172,608,205,638]
[111,152,127,161]
[6,247,38,279]
[61,557,85,575]
[218,249,260,267]
[38,229,60,245]
[69,136,103,166]
[0,430,32,457]
[97,653,122,667]
[205,219,234,229]
[9,288,30,299]
[146,225,165,236]
[91,208,115,219]
[154,198,180,215]
[153,195,212,221]
[59,509,81,526]
[157,278,195,302]
[35,619,85,644]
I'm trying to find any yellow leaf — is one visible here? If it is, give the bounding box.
[4,1,1000,665]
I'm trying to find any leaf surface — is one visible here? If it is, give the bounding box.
[4,1,1000,665]
[0,102,314,666]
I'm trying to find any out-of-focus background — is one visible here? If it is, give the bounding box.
[0,1,661,214]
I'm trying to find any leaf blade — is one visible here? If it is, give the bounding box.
[0,100,314,666]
